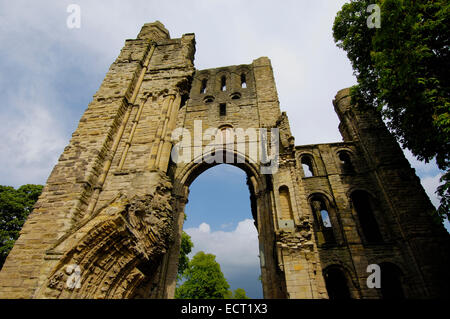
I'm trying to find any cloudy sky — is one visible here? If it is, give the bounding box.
[183,165,261,297]
[0,1,447,298]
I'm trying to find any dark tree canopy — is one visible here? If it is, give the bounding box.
[333,0,450,220]
[0,184,43,269]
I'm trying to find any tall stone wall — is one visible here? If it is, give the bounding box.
[0,21,196,299]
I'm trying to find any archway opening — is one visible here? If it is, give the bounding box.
[324,266,352,299]
[178,164,263,298]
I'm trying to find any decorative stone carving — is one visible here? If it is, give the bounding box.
[44,177,174,298]
[48,271,64,291]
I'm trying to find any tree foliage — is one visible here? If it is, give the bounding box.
[178,231,194,279]
[333,0,450,220]
[175,251,230,299]
[0,184,43,269]
[230,288,250,299]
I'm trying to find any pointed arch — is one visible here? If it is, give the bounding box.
[323,265,352,299]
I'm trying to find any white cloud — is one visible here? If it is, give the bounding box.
[0,84,68,187]
[198,222,211,233]
[185,219,260,277]
[184,219,262,296]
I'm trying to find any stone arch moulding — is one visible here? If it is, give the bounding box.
[336,149,356,173]
[40,176,175,299]
[162,148,288,299]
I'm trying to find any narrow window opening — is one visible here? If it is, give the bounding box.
[241,74,247,88]
[311,198,336,244]
[219,103,226,116]
[338,151,354,173]
[279,186,294,220]
[221,76,227,91]
[301,156,315,177]
[351,191,383,243]
[200,79,207,94]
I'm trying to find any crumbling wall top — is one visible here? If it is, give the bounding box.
[137,21,171,41]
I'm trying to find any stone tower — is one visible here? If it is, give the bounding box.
[0,22,448,299]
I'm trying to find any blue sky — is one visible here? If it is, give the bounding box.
[0,0,447,299]
[183,165,262,298]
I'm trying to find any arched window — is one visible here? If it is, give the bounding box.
[324,267,351,299]
[200,78,207,94]
[380,263,405,299]
[351,191,383,243]
[301,155,315,177]
[219,125,234,146]
[241,73,247,88]
[279,186,294,220]
[221,76,227,91]
[230,92,241,100]
[203,96,215,104]
[338,151,354,174]
[311,197,336,244]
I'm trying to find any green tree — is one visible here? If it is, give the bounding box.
[231,288,250,299]
[333,0,450,220]
[0,184,43,269]
[178,231,194,279]
[175,251,230,299]
[224,287,250,299]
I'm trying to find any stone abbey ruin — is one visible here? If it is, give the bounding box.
[0,22,448,299]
